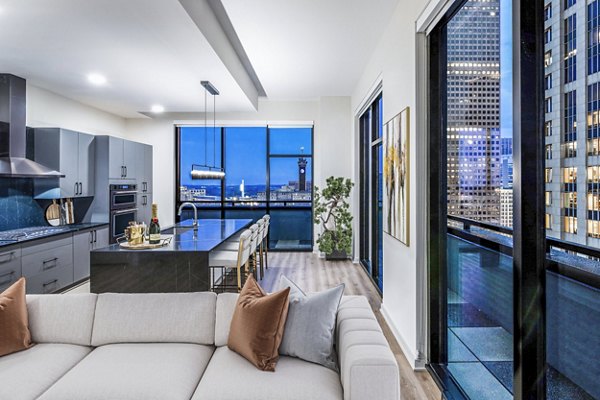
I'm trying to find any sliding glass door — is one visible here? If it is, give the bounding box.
[430,0,600,398]
[359,95,384,292]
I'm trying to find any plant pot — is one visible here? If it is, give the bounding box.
[325,250,348,261]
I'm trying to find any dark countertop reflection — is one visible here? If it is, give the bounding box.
[93,219,252,253]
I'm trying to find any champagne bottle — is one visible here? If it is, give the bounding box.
[149,203,161,244]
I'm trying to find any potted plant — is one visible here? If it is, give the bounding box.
[314,177,354,260]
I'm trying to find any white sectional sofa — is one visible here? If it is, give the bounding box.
[0,292,400,400]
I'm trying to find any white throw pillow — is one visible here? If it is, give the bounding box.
[278,275,344,370]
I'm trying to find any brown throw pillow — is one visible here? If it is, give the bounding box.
[227,275,290,371]
[0,277,33,356]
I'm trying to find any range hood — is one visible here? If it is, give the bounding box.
[0,74,64,178]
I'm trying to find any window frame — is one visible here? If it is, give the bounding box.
[175,125,315,251]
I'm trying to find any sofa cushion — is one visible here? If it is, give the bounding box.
[27,294,97,346]
[191,346,343,400]
[0,343,91,400]
[0,278,33,356]
[215,293,238,346]
[91,292,217,346]
[336,296,400,400]
[38,343,214,400]
[278,275,344,371]
[227,275,290,371]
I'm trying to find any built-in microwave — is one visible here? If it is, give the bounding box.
[110,208,138,243]
[110,184,137,210]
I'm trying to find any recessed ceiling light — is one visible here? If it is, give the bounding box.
[87,73,107,86]
[151,104,165,113]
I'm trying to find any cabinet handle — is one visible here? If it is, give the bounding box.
[42,257,58,270]
[0,251,15,264]
[94,230,97,243]
[43,279,58,292]
[79,182,83,195]
[125,166,128,177]
[90,231,94,244]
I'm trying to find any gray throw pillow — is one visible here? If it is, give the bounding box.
[278,275,344,371]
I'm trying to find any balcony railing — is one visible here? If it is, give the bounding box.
[446,214,600,399]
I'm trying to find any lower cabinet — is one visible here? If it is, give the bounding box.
[21,237,74,295]
[0,248,22,292]
[73,227,109,282]
[1,225,110,294]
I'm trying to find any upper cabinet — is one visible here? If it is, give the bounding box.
[140,144,153,193]
[30,128,95,198]
[96,136,152,185]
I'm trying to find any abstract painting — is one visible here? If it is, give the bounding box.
[383,107,410,245]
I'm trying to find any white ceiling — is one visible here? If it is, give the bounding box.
[0,0,256,118]
[221,0,399,100]
[0,0,399,118]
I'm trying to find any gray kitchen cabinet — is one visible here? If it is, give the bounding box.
[73,230,91,282]
[137,193,153,224]
[73,226,109,282]
[30,128,95,198]
[100,136,140,180]
[0,248,21,292]
[123,140,140,180]
[21,237,74,295]
[94,227,109,250]
[21,238,73,278]
[108,136,126,180]
[26,263,73,295]
[141,144,153,193]
[78,133,96,196]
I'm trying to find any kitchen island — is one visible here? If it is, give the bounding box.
[90,219,252,293]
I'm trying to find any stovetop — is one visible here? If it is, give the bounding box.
[0,226,73,243]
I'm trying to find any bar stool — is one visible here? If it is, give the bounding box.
[208,229,252,292]
[261,215,270,272]
[217,217,267,279]
[215,223,261,274]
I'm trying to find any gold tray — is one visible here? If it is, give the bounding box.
[118,236,172,250]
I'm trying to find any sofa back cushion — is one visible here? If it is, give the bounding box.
[215,293,238,346]
[27,293,97,346]
[91,292,217,346]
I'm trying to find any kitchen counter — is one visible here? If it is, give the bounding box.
[90,219,253,293]
[94,219,252,253]
[0,222,109,249]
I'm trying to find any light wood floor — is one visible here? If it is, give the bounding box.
[261,252,442,400]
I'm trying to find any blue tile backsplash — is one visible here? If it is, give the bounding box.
[0,178,47,231]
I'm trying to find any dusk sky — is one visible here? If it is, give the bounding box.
[180,126,312,187]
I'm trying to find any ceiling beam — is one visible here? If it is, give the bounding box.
[179,0,266,110]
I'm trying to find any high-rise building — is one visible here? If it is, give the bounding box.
[446,0,502,223]
[499,188,513,227]
[501,137,513,190]
[544,0,600,245]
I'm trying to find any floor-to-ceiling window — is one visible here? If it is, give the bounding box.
[359,94,384,292]
[176,125,314,250]
[428,0,600,399]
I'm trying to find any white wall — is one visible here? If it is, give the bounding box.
[124,97,353,229]
[351,0,429,368]
[26,84,126,136]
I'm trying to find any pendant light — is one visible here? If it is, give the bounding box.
[191,81,225,180]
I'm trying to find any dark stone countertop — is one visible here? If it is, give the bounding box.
[0,222,109,249]
[93,219,252,253]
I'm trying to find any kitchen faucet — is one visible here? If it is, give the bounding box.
[177,202,198,231]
